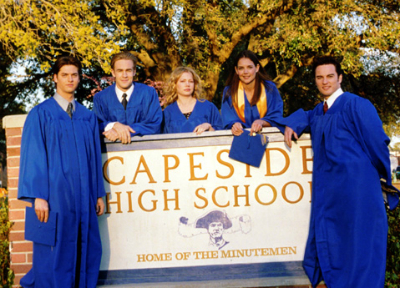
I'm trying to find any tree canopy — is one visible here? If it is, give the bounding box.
[1,0,399,128]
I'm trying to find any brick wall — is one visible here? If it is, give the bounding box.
[3,115,30,287]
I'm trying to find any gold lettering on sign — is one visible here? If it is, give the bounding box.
[163,189,180,211]
[220,247,297,258]
[233,185,250,207]
[193,251,218,259]
[131,155,157,184]
[265,148,290,176]
[137,253,172,262]
[163,155,180,183]
[282,182,304,204]
[138,190,157,212]
[126,191,134,212]
[103,156,125,185]
[212,186,229,208]
[194,188,208,209]
[300,146,313,174]
[188,152,208,180]
[105,192,123,214]
[245,164,252,178]
[215,150,234,179]
[254,184,277,205]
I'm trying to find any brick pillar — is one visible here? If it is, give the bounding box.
[3,115,31,287]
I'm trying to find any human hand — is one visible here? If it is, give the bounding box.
[250,119,268,134]
[103,128,119,142]
[96,197,105,216]
[284,126,298,148]
[113,122,135,144]
[231,122,244,136]
[193,123,213,135]
[35,198,49,223]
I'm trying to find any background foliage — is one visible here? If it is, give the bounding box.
[0,0,399,285]
[386,202,400,287]
[0,189,14,287]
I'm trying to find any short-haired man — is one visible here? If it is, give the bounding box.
[93,52,162,144]
[18,56,105,287]
[283,56,399,287]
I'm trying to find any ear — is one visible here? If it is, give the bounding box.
[53,74,58,83]
[111,69,116,78]
[132,67,137,77]
[235,66,239,75]
[256,64,260,73]
[338,74,343,84]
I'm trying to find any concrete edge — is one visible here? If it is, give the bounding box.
[3,114,27,129]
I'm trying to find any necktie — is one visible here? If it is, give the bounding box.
[323,101,328,114]
[121,93,128,110]
[66,102,73,118]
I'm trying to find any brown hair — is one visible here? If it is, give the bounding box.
[312,56,343,77]
[225,50,271,106]
[164,67,203,106]
[111,51,138,69]
[52,56,82,76]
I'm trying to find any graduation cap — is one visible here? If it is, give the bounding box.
[229,130,268,167]
[25,207,57,246]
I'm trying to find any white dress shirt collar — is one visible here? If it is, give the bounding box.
[53,93,75,112]
[325,88,344,109]
[115,84,134,103]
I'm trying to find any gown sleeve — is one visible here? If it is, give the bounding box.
[162,106,172,134]
[261,82,284,130]
[93,94,111,132]
[18,108,49,202]
[347,98,398,208]
[130,87,162,135]
[277,108,312,135]
[221,87,241,129]
[209,102,223,131]
[91,113,106,198]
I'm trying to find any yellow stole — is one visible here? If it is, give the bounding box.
[234,81,267,123]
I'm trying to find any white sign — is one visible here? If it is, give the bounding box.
[99,134,313,272]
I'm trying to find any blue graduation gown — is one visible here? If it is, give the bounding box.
[162,100,223,133]
[280,92,397,288]
[221,80,284,129]
[93,83,162,135]
[18,98,106,288]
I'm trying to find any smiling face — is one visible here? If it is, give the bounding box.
[176,72,195,98]
[235,57,260,85]
[315,64,342,99]
[112,59,136,92]
[53,65,80,99]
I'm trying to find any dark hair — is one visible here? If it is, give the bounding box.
[225,50,271,106]
[111,51,138,69]
[312,56,343,77]
[52,56,82,76]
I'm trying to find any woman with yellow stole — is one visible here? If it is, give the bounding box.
[221,50,283,136]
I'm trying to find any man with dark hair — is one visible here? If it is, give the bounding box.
[282,56,399,287]
[93,51,162,144]
[18,56,105,287]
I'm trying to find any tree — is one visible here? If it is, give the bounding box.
[1,0,399,114]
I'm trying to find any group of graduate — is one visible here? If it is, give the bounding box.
[17,47,398,288]
[93,50,284,144]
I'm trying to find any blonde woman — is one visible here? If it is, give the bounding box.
[162,67,223,134]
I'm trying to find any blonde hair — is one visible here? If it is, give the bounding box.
[111,52,137,69]
[164,67,203,106]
